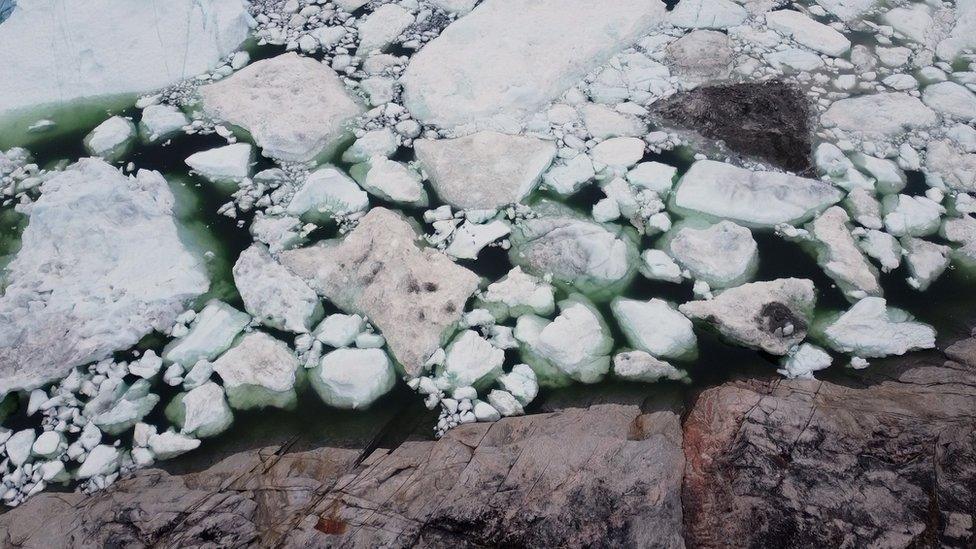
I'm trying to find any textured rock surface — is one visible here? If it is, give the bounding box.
[280,207,480,375]
[1,341,974,547]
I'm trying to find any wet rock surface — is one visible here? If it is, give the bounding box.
[2,339,973,547]
[654,81,814,172]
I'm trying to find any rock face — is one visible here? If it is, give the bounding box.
[200,53,365,162]
[280,207,480,375]
[401,0,667,129]
[654,82,813,171]
[0,159,208,394]
[684,340,976,547]
[2,341,974,547]
[414,131,557,209]
[0,0,251,144]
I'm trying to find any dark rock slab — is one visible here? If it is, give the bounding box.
[654,81,813,172]
[683,346,976,548]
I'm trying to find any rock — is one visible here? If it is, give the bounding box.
[401,0,667,128]
[213,332,301,411]
[163,300,250,367]
[280,208,480,376]
[805,206,882,300]
[765,9,851,56]
[200,53,364,162]
[508,200,640,300]
[477,266,556,321]
[684,351,976,547]
[671,160,844,228]
[821,92,937,139]
[613,350,688,383]
[83,116,136,162]
[667,0,748,29]
[414,132,557,209]
[286,165,369,222]
[0,0,250,146]
[820,297,935,357]
[679,278,816,355]
[516,295,614,386]
[167,382,233,438]
[0,386,685,548]
[437,330,505,390]
[922,81,976,121]
[233,243,323,334]
[185,143,253,185]
[357,3,413,53]
[310,348,395,409]
[611,298,698,361]
[666,220,758,289]
[0,159,208,394]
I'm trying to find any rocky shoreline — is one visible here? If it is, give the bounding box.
[1,334,972,548]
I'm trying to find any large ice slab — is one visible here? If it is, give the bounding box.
[0,159,208,394]
[671,160,844,228]
[414,132,557,209]
[0,0,250,144]
[200,53,365,162]
[280,208,480,375]
[400,0,667,129]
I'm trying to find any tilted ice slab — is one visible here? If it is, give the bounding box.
[0,0,250,142]
[820,297,935,357]
[280,208,480,376]
[820,93,938,139]
[680,278,816,355]
[414,132,557,210]
[200,53,365,162]
[0,159,208,394]
[671,160,844,228]
[400,0,667,129]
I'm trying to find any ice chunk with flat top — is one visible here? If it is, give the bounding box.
[666,220,758,289]
[166,382,233,438]
[200,53,364,162]
[0,159,208,394]
[509,200,639,300]
[516,295,614,386]
[163,300,250,366]
[414,132,556,209]
[286,166,369,222]
[671,160,844,228]
[437,331,505,390]
[806,207,881,301]
[820,297,935,357]
[401,0,667,129]
[611,298,697,360]
[478,266,556,321]
[84,116,136,162]
[213,332,301,410]
[233,243,323,333]
[311,348,395,409]
[613,351,689,383]
[680,278,816,355]
[821,93,937,139]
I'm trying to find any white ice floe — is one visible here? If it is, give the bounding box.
[233,243,323,333]
[200,53,364,162]
[213,332,301,410]
[821,297,935,357]
[611,298,698,361]
[0,159,208,394]
[311,348,396,409]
